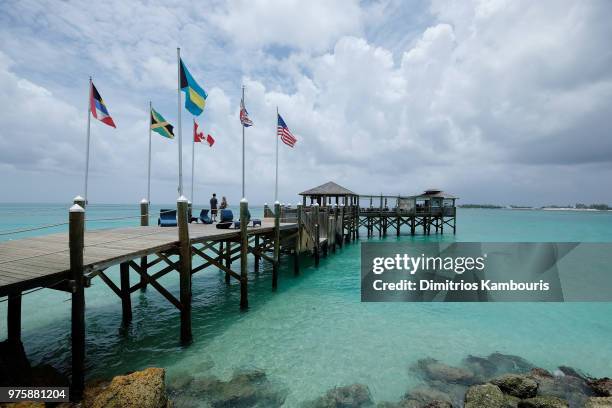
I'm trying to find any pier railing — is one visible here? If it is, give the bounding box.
[359,206,456,217]
[264,204,359,261]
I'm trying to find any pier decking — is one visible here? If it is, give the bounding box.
[0,184,457,401]
[0,221,295,297]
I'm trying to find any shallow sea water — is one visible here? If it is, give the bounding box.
[1,204,611,406]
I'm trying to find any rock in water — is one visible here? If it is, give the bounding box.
[529,368,554,379]
[464,383,515,408]
[89,367,168,408]
[184,368,286,407]
[584,396,612,407]
[557,366,587,380]
[0,340,32,386]
[304,383,373,408]
[413,358,475,385]
[491,374,538,399]
[403,385,452,405]
[528,367,591,407]
[487,353,535,374]
[589,378,612,397]
[464,355,498,380]
[422,401,452,408]
[517,396,569,408]
[30,364,69,387]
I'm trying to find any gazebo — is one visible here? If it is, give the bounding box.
[299,181,358,207]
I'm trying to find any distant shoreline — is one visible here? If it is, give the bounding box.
[459,206,612,212]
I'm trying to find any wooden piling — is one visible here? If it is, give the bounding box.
[225,240,231,284]
[139,199,149,291]
[272,201,281,289]
[177,197,192,344]
[119,262,132,326]
[313,203,320,266]
[338,206,344,246]
[396,205,400,237]
[240,199,249,308]
[354,203,360,239]
[295,204,302,275]
[254,235,260,273]
[7,292,22,344]
[69,203,85,401]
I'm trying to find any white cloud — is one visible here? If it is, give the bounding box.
[0,0,611,206]
[212,0,364,52]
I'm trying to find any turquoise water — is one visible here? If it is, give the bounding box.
[1,204,612,406]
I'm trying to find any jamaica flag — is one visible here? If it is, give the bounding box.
[180,58,207,116]
[150,107,174,139]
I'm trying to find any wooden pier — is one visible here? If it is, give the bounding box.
[0,182,457,401]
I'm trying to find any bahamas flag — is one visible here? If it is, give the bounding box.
[180,59,207,116]
[150,107,174,139]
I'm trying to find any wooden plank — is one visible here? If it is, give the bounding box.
[0,222,298,294]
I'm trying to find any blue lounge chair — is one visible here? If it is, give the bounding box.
[233,209,262,228]
[199,209,212,224]
[216,209,234,229]
[158,209,177,227]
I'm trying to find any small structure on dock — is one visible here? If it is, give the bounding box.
[400,189,458,216]
[299,181,358,206]
[358,188,458,237]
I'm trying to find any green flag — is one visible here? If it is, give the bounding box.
[150,107,174,139]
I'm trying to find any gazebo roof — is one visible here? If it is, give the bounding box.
[299,181,357,197]
[412,189,458,199]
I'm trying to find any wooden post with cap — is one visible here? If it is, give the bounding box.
[177,196,192,344]
[139,199,149,291]
[69,202,85,401]
[272,201,281,289]
[240,198,249,308]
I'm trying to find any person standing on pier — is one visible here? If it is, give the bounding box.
[210,193,218,222]
[220,196,228,210]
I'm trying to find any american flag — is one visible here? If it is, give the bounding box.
[240,97,253,127]
[277,113,297,147]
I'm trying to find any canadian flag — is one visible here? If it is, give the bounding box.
[193,120,205,143]
[194,120,215,147]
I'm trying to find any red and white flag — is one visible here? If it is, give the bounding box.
[193,120,205,143]
[277,113,297,148]
[206,134,215,147]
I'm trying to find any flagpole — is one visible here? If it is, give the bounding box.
[191,118,195,203]
[147,101,152,203]
[241,85,246,199]
[84,76,92,204]
[177,47,183,197]
[275,106,279,202]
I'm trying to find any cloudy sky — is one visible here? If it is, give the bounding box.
[0,0,611,206]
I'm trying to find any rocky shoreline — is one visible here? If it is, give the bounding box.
[298,352,612,408]
[2,350,611,407]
